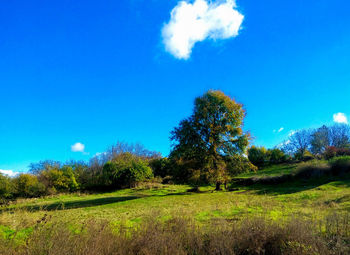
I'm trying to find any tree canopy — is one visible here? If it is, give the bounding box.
[170,90,250,189]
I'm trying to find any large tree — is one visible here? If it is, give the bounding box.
[170,90,249,190]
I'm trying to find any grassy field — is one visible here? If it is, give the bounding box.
[0,163,349,254]
[234,163,298,178]
[1,166,349,226]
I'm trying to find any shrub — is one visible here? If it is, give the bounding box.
[293,161,331,179]
[324,146,337,160]
[248,147,289,167]
[336,147,350,156]
[103,152,153,188]
[13,174,46,198]
[303,150,315,161]
[0,173,14,203]
[248,146,269,167]
[324,146,350,160]
[269,148,289,164]
[226,155,258,176]
[294,149,314,161]
[38,166,79,192]
[328,156,350,175]
[162,175,174,184]
[149,157,171,178]
[132,176,163,190]
[165,157,202,184]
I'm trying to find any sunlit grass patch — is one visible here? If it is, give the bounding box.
[235,163,298,178]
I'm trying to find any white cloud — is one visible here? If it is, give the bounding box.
[162,0,244,59]
[333,112,348,124]
[71,142,85,153]
[273,127,284,133]
[0,169,19,177]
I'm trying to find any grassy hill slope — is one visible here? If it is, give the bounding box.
[0,163,349,254]
[1,165,349,224]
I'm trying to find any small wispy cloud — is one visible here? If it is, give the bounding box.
[71,142,85,153]
[93,152,108,158]
[333,112,348,124]
[273,127,284,133]
[0,169,19,177]
[94,152,103,157]
[162,0,244,59]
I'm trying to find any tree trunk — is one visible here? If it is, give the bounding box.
[215,182,222,191]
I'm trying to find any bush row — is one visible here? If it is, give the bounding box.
[294,156,350,178]
[324,146,350,160]
[0,152,156,203]
[1,149,258,203]
[248,144,350,168]
[247,146,291,168]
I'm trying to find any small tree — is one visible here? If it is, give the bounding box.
[248,146,269,167]
[170,90,249,190]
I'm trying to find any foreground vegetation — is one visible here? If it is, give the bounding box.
[1,213,349,255]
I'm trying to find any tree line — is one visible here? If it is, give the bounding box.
[247,124,350,168]
[283,124,350,159]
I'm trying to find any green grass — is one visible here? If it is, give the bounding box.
[1,164,349,243]
[235,163,298,178]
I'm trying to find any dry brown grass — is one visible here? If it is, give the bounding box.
[1,213,349,255]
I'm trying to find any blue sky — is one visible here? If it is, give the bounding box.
[1,0,349,173]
